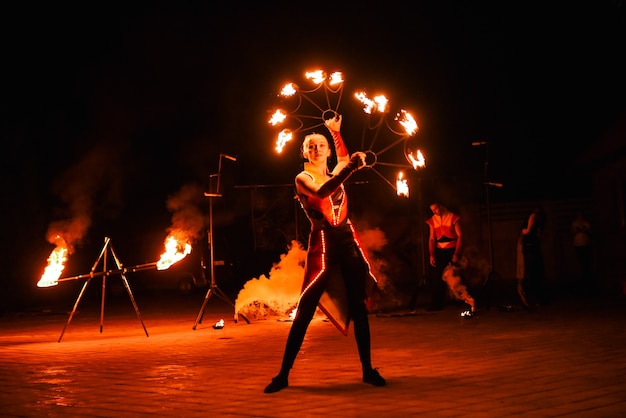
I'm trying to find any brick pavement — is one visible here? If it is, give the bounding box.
[0,291,625,417]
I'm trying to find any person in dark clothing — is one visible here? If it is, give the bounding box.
[264,114,386,394]
[519,207,546,308]
[571,210,593,294]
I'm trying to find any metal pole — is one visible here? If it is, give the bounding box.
[485,143,495,273]
[209,195,215,290]
[193,155,249,329]
[100,244,107,333]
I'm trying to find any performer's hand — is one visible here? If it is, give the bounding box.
[324,114,342,132]
[350,151,366,170]
[429,255,436,267]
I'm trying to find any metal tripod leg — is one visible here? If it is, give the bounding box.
[120,273,149,337]
[193,283,249,329]
[58,279,91,342]
[109,244,149,337]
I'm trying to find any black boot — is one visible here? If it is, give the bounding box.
[264,375,289,393]
[363,368,386,387]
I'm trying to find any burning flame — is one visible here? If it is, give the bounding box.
[396,171,409,198]
[269,109,287,126]
[354,92,388,114]
[395,109,418,136]
[37,237,69,287]
[280,83,297,97]
[305,70,326,84]
[275,129,293,153]
[156,235,191,270]
[328,72,344,85]
[407,149,426,170]
[355,91,375,114]
[213,319,225,329]
[289,308,297,321]
[373,95,389,113]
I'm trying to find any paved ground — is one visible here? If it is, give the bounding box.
[1,287,625,417]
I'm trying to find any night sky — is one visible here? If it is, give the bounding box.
[2,2,625,304]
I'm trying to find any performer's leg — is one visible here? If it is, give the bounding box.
[428,248,454,310]
[343,248,386,387]
[278,286,321,375]
[265,278,324,393]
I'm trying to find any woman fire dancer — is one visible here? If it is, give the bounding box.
[264,114,386,393]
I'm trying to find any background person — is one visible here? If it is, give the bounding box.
[571,210,593,294]
[519,207,546,308]
[425,202,462,311]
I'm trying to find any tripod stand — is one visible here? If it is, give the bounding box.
[193,154,249,329]
[473,141,503,310]
[58,237,149,342]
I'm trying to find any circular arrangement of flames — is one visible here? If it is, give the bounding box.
[267,69,425,198]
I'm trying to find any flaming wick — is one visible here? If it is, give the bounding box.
[275,129,293,153]
[156,235,191,270]
[407,149,426,170]
[395,109,418,136]
[396,171,409,198]
[37,245,69,287]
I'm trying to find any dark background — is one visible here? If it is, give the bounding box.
[2,2,625,310]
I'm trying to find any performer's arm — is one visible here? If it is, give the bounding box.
[296,153,364,198]
[452,221,462,263]
[325,114,350,168]
[522,213,535,235]
[428,224,436,267]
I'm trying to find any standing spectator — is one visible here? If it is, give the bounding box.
[425,202,462,311]
[519,207,546,309]
[571,210,593,294]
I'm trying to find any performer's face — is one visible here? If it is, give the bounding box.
[430,204,442,216]
[302,135,331,162]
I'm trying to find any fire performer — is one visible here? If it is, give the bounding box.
[425,202,463,311]
[264,114,386,393]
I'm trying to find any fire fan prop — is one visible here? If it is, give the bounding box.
[267,69,425,197]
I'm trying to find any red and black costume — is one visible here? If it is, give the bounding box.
[426,211,460,310]
[294,162,378,335]
[268,160,380,390]
[264,123,386,394]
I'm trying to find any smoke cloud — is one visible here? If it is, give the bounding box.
[46,142,125,253]
[163,183,207,243]
[235,227,393,319]
[235,240,306,319]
